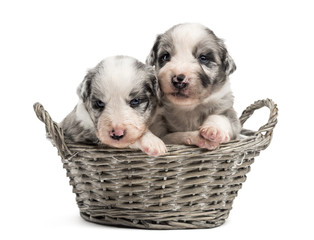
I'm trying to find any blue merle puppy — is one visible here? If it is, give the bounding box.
[147,23,241,150]
[60,56,167,156]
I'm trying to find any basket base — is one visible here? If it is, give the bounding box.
[80,211,227,230]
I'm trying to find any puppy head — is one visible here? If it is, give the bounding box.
[146,23,236,106]
[77,56,160,148]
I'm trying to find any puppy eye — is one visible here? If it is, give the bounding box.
[160,53,171,62]
[198,52,215,65]
[199,55,210,64]
[130,98,141,108]
[94,100,105,109]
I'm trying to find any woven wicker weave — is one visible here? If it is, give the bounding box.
[33,99,278,229]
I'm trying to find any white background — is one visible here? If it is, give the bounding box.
[1,0,313,239]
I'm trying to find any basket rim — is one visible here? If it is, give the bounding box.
[34,98,278,159]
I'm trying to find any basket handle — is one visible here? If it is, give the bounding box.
[33,103,72,159]
[239,98,278,137]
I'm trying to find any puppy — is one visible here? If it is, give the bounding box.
[146,23,241,149]
[60,56,167,156]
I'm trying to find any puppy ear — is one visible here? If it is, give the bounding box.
[152,73,162,101]
[223,50,236,76]
[218,40,237,76]
[146,66,161,101]
[146,35,161,66]
[77,69,95,102]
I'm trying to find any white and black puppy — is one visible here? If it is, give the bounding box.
[60,56,167,156]
[146,23,241,149]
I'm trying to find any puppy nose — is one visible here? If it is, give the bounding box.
[109,129,125,141]
[172,74,188,89]
[176,74,186,82]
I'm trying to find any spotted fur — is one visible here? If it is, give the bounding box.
[146,23,241,149]
[60,56,167,156]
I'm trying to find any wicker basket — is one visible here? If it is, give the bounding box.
[33,99,278,230]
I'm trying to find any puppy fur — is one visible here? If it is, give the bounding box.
[60,56,167,156]
[146,23,241,149]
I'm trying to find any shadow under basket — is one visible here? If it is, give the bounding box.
[33,99,278,230]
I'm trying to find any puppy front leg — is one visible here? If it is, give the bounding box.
[200,115,234,144]
[129,130,167,157]
[163,131,219,150]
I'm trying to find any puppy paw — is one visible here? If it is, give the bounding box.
[142,137,167,157]
[131,132,167,157]
[185,131,219,150]
[200,125,230,143]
